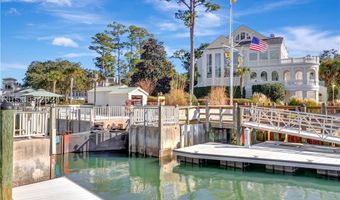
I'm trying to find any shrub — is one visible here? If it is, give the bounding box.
[252,83,285,102]
[165,89,198,106]
[251,92,271,106]
[288,97,319,107]
[234,98,254,105]
[195,86,245,99]
[208,87,227,105]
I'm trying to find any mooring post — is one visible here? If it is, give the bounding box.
[49,105,57,155]
[186,107,190,124]
[244,127,251,148]
[205,103,210,142]
[0,102,15,200]
[321,102,327,115]
[158,106,163,157]
[235,104,242,145]
[301,104,307,144]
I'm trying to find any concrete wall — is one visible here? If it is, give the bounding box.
[129,125,181,158]
[57,119,92,134]
[13,138,51,187]
[59,131,128,153]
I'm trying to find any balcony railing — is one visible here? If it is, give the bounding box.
[246,56,319,67]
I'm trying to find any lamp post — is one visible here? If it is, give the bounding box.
[332,83,336,105]
[229,0,234,105]
[93,73,98,106]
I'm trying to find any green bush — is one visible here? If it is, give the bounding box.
[234,98,254,105]
[194,86,245,99]
[252,83,285,102]
[288,97,319,107]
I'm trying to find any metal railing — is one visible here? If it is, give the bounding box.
[14,111,49,138]
[242,106,340,141]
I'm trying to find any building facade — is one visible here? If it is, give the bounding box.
[196,25,327,101]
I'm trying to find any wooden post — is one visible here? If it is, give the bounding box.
[49,106,57,155]
[0,103,15,200]
[158,106,163,157]
[186,107,190,124]
[205,103,210,142]
[321,102,327,115]
[235,104,242,145]
[219,107,223,128]
[301,104,307,144]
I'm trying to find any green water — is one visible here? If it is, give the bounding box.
[55,152,340,200]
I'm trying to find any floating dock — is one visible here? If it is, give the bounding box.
[174,141,340,177]
[13,177,101,200]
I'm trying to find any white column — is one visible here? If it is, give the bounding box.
[244,127,251,148]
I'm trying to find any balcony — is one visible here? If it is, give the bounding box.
[246,56,319,67]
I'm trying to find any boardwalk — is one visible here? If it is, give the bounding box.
[13,177,101,200]
[174,141,340,171]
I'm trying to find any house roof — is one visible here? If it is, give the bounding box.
[88,85,149,96]
[2,77,17,81]
[21,89,63,97]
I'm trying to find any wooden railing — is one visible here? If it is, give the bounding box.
[14,111,49,138]
[94,106,130,120]
[130,106,179,127]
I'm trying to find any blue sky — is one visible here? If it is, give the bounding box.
[1,0,340,83]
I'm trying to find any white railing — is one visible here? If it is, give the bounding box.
[56,106,93,121]
[14,111,49,138]
[242,106,340,141]
[245,56,319,67]
[130,106,179,127]
[94,106,130,120]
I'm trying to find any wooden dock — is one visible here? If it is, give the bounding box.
[13,177,101,200]
[174,141,340,176]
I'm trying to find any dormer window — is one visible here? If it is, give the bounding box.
[236,34,240,41]
[240,32,245,40]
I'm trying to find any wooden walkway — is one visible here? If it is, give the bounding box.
[174,141,340,172]
[13,177,101,200]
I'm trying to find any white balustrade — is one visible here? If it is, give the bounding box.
[14,111,49,138]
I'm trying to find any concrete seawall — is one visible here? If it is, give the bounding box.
[13,138,51,187]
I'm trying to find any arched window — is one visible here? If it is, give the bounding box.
[250,72,257,82]
[272,71,279,81]
[261,71,267,81]
[295,71,303,80]
[308,70,316,82]
[283,70,290,81]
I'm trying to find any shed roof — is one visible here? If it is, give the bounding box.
[88,85,149,95]
[21,89,63,97]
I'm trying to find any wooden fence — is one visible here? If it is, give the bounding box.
[14,111,49,138]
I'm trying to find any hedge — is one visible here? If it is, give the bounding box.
[252,83,285,102]
[194,86,245,99]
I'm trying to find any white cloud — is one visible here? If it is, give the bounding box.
[0,62,27,71]
[52,37,78,47]
[276,26,340,56]
[144,0,182,11]
[158,22,180,31]
[2,0,72,6]
[49,11,103,24]
[235,0,308,18]
[6,8,21,15]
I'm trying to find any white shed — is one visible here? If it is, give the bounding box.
[87,85,148,106]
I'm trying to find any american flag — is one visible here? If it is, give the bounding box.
[249,36,268,52]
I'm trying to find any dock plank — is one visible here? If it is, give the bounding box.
[13,177,101,200]
[174,142,340,171]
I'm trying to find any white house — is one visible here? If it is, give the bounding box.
[87,85,149,106]
[196,25,328,102]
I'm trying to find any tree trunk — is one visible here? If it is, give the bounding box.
[189,0,195,106]
[53,81,57,94]
[240,75,243,98]
[70,77,74,104]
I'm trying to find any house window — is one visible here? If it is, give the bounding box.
[272,71,279,81]
[207,54,212,78]
[215,53,221,78]
[250,72,257,82]
[260,52,268,60]
[249,52,257,61]
[261,71,267,81]
[308,70,316,82]
[224,53,230,77]
[240,32,245,40]
[283,70,290,81]
[295,71,303,80]
[270,50,279,60]
[236,34,240,41]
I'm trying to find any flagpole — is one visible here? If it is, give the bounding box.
[229,0,234,105]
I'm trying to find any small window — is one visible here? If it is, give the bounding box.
[215,53,221,78]
[261,71,267,81]
[272,71,279,81]
[295,71,303,80]
[236,34,240,41]
[250,72,257,81]
[249,52,257,61]
[240,32,245,40]
[260,52,268,60]
[207,54,212,78]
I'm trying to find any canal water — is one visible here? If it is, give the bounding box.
[55,151,340,200]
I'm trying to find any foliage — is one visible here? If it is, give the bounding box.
[236,67,250,98]
[194,86,244,99]
[89,32,115,77]
[165,89,198,106]
[319,49,340,62]
[288,97,319,107]
[166,0,220,104]
[171,73,188,90]
[208,87,227,105]
[234,98,254,105]
[252,83,285,102]
[131,38,175,95]
[24,59,91,99]
[251,92,271,106]
[135,79,157,95]
[172,43,209,88]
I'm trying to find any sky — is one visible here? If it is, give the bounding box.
[1,0,340,83]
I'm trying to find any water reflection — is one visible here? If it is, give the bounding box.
[55,152,340,200]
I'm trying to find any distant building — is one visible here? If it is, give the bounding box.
[2,77,22,96]
[196,25,327,102]
[87,85,148,106]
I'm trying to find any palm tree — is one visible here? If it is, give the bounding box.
[65,67,85,103]
[237,67,250,98]
[47,71,63,94]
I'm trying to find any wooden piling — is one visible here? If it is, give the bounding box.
[0,103,15,200]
